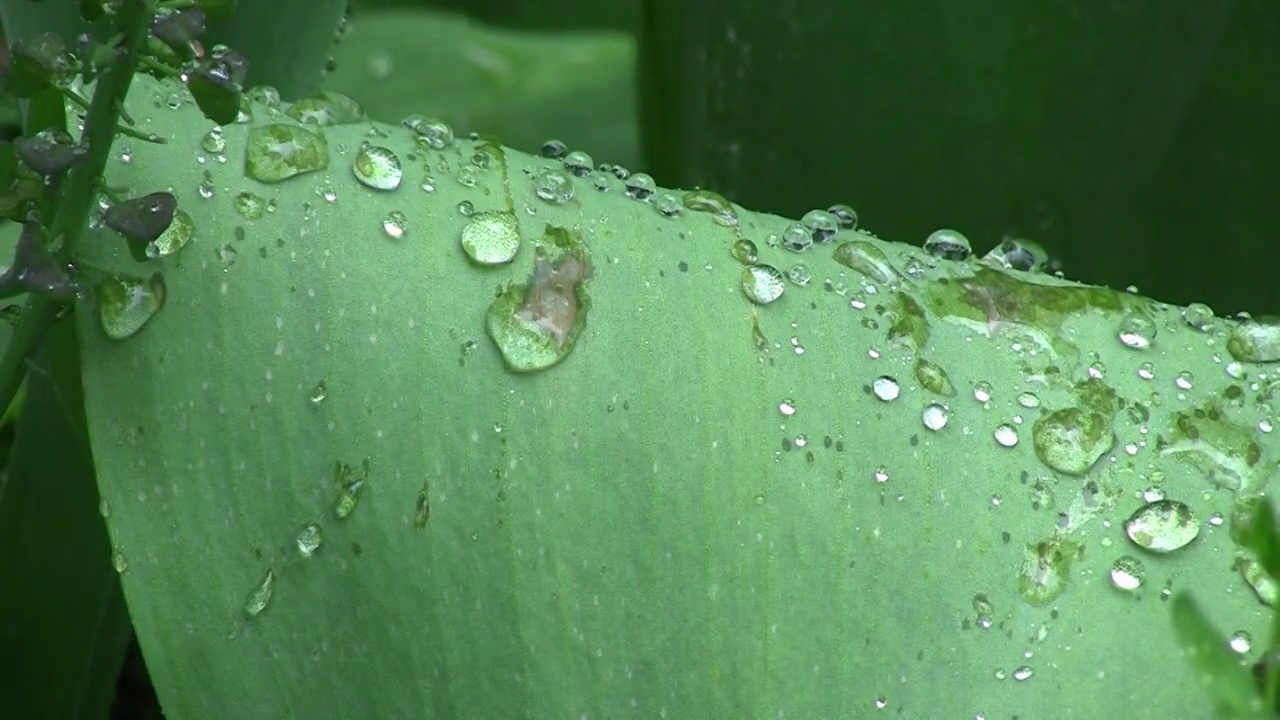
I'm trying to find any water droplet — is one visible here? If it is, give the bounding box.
[984,237,1049,272]
[1229,630,1253,654]
[730,238,758,265]
[1109,555,1145,591]
[286,91,366,126]
[402,115,454,149]
[414,481,431,529]
[683,190,738,226]
[1181,302,1216,332]
[1017,539,1075,605]
[1012,666,1034,682]
[97,273,166,340]
[1124,499,1198,552]
[201,127,226,154]
[1031,407,1115,476]
[914,358,956,396]
[244,568,275,617]
[779,398,797,416]
[461,211,521,266]
[1117,312,1157,350]
[993,424,1019,447]
[780,223,813,252]
[624,173,656,201]
[563,150,593,177]
[800,209,839,243]
[539,139,567,158]
[923,229,972,261]
[299,379,326,408]
[1241,558,1277,606]
[833,240,902,286]
[1228,317,1280,363]
[233,191,266,220]
[333,464,366,520]
[786,263,811,286]
[533,167,574,204]
[741,264,785,305]
[112,551,128,573]
[922,403,949,430]
[296,523,323,556]
[872,376,901,402]
[145,209,194,258]
[382,210,407,239]
[827,203,858,230]
[486,233,591,372]
[245,124,329,183]
[352,142,402,191]
[653,191,682,217]
[1016,391,1041,409]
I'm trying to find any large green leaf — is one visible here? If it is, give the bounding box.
[322,9,638,168]
[74,71,1277,718]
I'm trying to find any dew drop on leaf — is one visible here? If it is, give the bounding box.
[730,238,758,265]
[243,568,275,617]
[533,167,574,204]
[563,150,593,177]
[352,142,402,191]
[923,228,972,261]
[97,273,166,340]
[296,523,323,557]
[461,210,521,265]
[682,189,737,226]
[382,210,407,239]
[309,380,328,404]
[741,264,785,305]
[414,481,430,529]
[624,173,656,201]
[1109,555,1145,591]
[146,208,194,258]
[402,115,454,150]
[1124,499,1199,553]
[234,191,266,219]
[245,124,329,183]
[1031,407,1115,476]
[1117,312,1157,350]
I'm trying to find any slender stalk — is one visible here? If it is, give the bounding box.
[0,0,153,417]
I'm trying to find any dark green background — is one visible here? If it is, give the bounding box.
[362,0,1276,315]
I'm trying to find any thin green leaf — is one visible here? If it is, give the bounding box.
[1171,592,1269,720]
[0,315,131,719]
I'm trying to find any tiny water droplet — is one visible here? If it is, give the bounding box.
[201,127,226,153]
[352,142,402,191]
[309,380,328,404]
[414,481,431,529]
[112,551,128,573]
[786,263,812,286]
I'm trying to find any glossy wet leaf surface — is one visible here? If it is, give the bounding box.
[71,72,1278,719]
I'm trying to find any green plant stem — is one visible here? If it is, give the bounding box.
[0,0,152,417]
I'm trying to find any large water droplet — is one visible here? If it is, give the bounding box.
[352,142,402,191]
[800,209,839,243]
[1031,407,1115,476]
[486,241,591,372]
[923,229,972,261]
[624,173,656,200]
[1124,499,1198,552]
[234,191,266,220]
[780,223,812,252]
[245,124,329,183]
[98,273,166,340]
[1181,302,1216,332]
[461,211,521,266]
[833,240,901,286]
[741,264,785,305]
[731,239,758,265]
[827,203,858,230]
[1017,539,1075,605]
[1228,318,1280,363]
[563,150,594,177]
